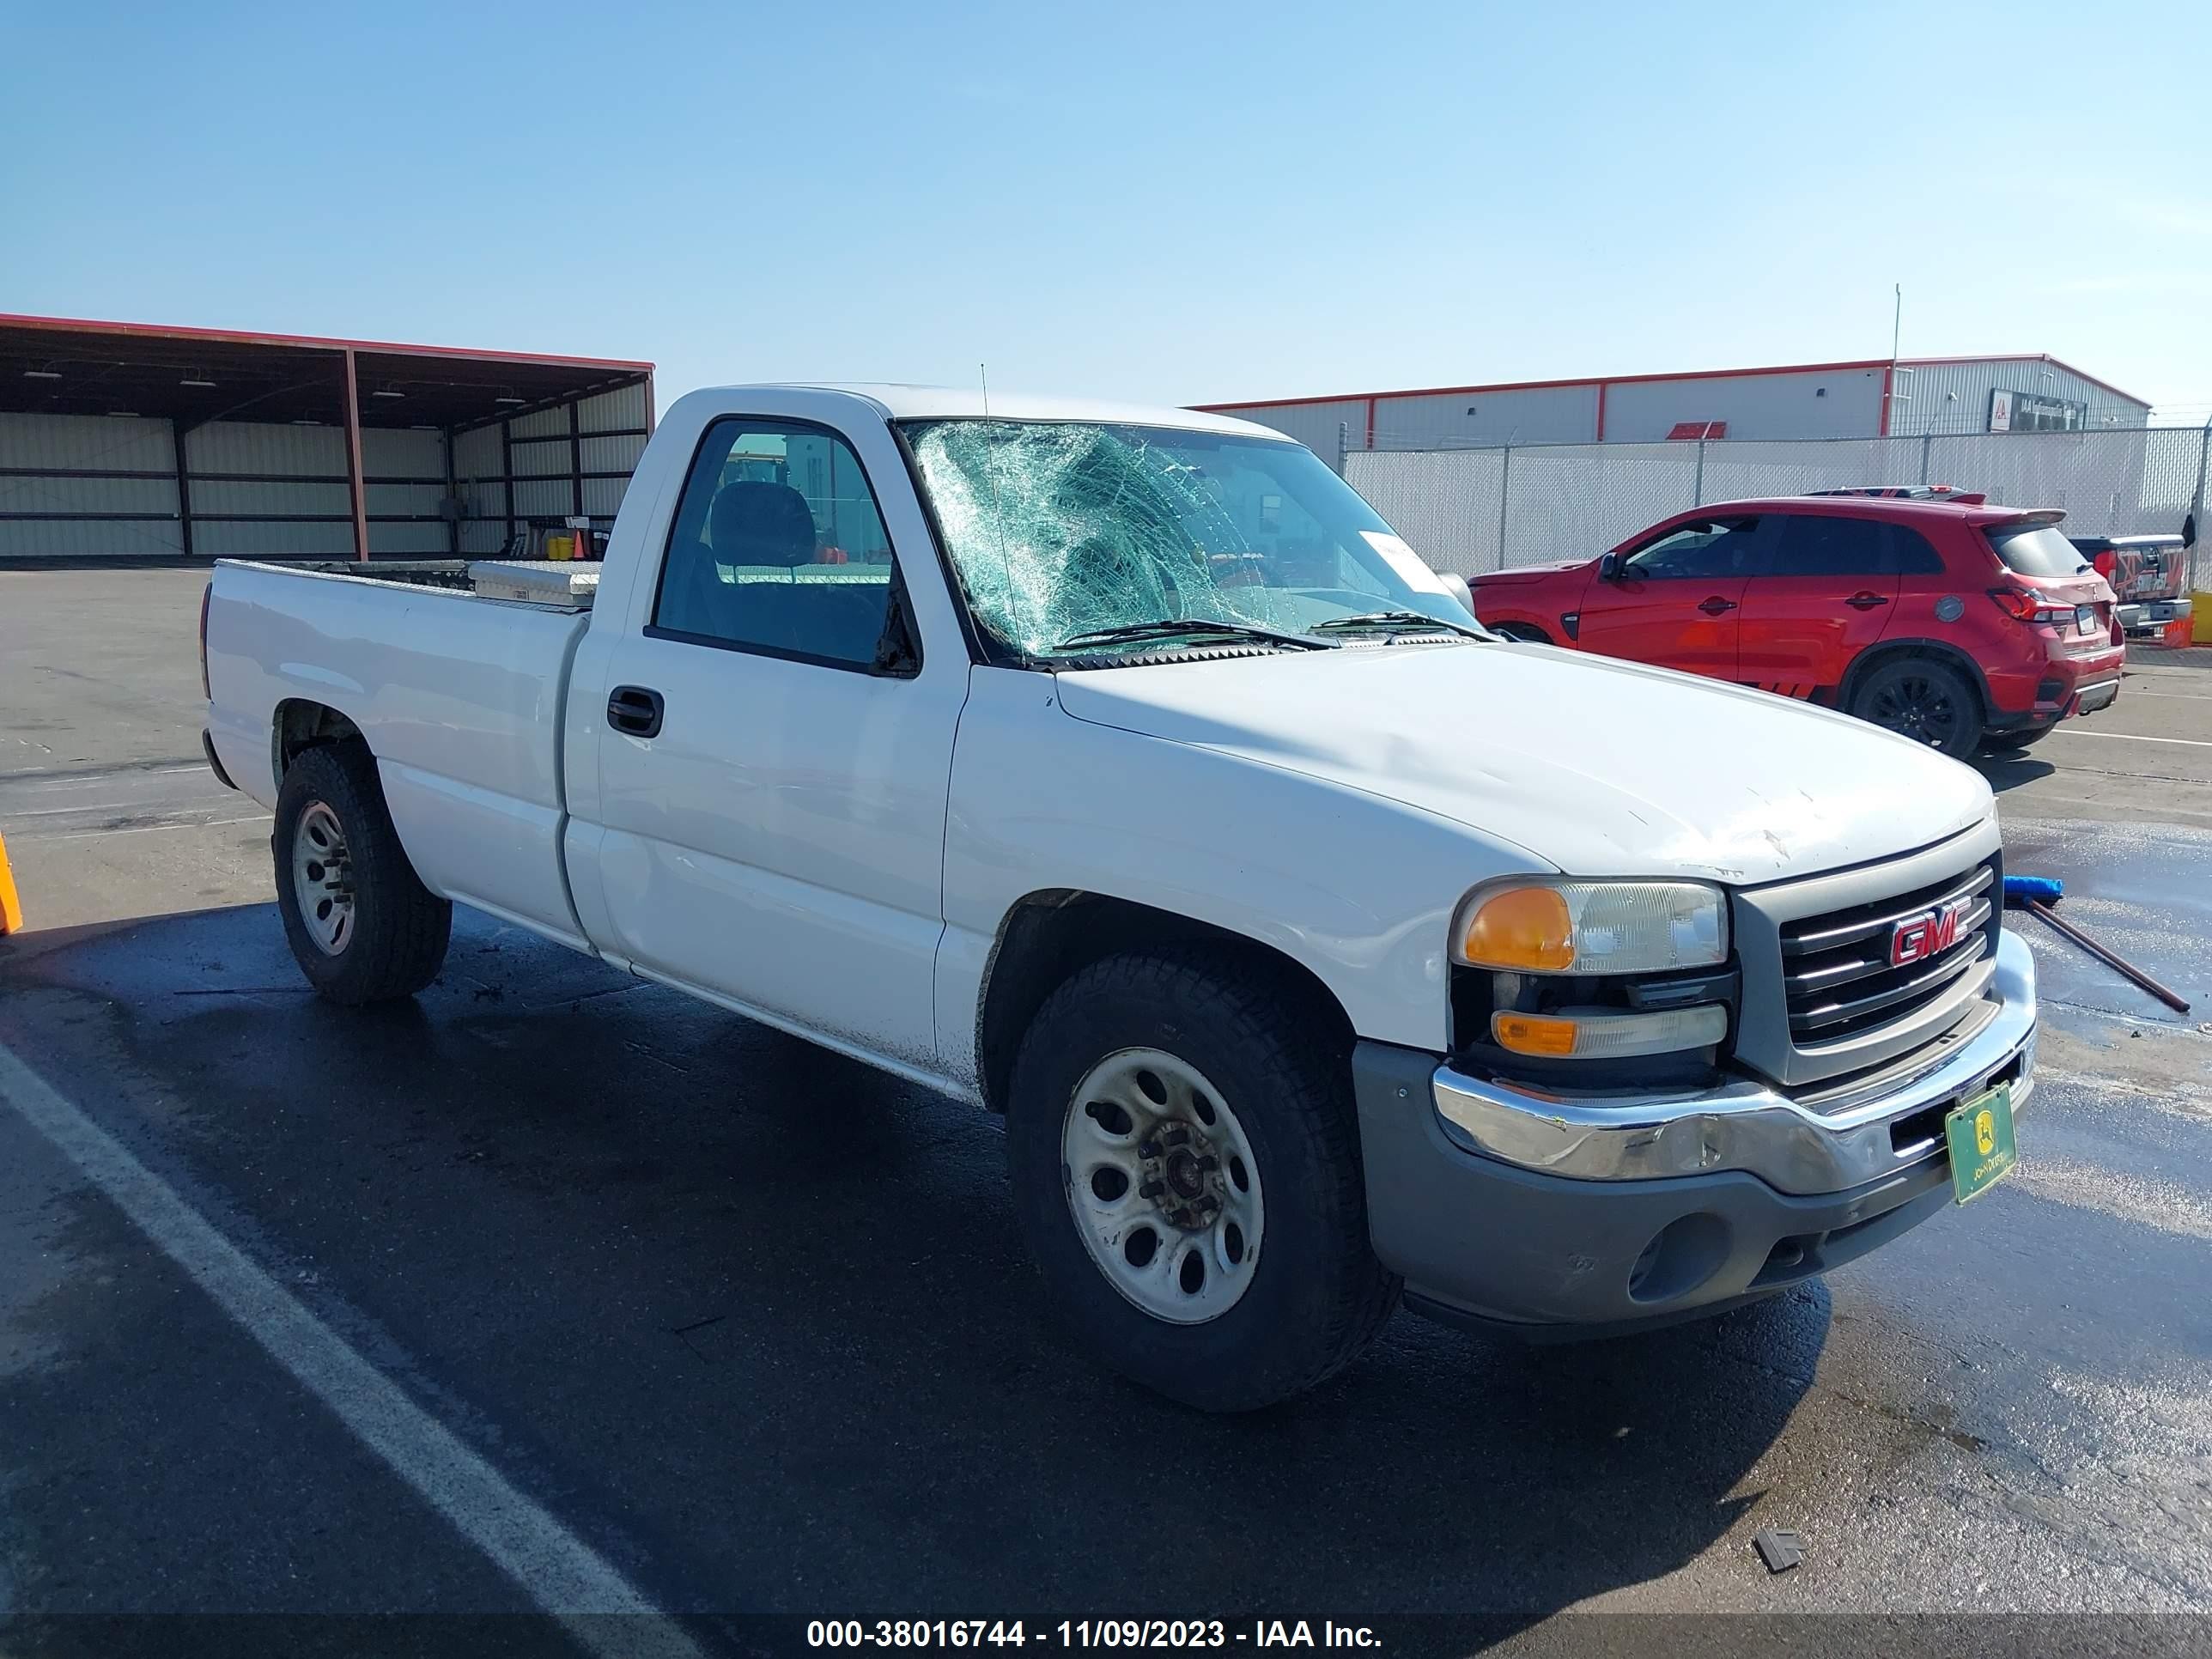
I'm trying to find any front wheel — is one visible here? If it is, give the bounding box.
[1006,947,1399,1412]
[1485,621,1551,643]
[274,741,452,1005]
[1850,657,1981,760]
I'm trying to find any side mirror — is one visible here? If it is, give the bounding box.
[1437,572,1474,617]
[1597,553,1622,582]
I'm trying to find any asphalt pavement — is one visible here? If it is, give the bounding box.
[3,565,2209,1657]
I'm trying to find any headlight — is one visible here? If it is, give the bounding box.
[1454,879,1727,975]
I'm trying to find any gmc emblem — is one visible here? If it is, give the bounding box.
[1890,896,1972,968]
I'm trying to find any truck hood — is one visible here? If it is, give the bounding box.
[1052,643,1992,884]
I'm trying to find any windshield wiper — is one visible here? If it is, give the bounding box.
[1051,617,1333,653]
[1307,609,1490,641]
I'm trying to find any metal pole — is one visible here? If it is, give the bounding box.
[1337,421,1349,475]
[568,398,585,523]
[1692,438,1705,506]
[501,418,515,555]
[1496,444,1512,567]
[341,349,369,562]
[443,425,459,557]
[2189,417,2211,593]
[1920,433,1933,485]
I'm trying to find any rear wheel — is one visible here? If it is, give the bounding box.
[1005,946,1399,1412]
[274,742,451,1005]
[1850,657,1981,760]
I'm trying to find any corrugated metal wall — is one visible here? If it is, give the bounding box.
[1210,359,2161,459]
[0,411,185,556]
[1887,359,2151,436]
[450,382,653,556]
[1210,398,1369,469]
[0,376,652,559]
[1366,384,1600,450]
[1602,368,1885,442]
[1216,371,1889,461]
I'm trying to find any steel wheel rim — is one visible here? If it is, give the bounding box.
[291,800,356,956]
[1060,1047,1264,1325]
[1872,674,1960,747]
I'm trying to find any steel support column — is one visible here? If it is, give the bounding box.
[342,349,369,562]
[171,417,194,559]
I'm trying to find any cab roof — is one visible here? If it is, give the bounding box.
[693,383,1285,440]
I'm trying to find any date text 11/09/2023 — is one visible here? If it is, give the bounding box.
[806,1621,1382,1649]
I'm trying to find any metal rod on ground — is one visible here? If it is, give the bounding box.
[2024,899,2191,1013]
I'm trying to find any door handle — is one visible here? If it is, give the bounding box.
[1698,596,1738,616]
[1844,592,1891,611]
[606,685,665,739]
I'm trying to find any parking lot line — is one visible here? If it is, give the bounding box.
[2046,728,2212,749]
[0,1039,704,1659]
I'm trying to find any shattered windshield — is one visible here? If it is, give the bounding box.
[900,420,1472,659]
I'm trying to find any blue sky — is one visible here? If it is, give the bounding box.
[7,1,2209,416]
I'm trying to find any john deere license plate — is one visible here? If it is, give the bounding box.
[1946,1083,2018,1203]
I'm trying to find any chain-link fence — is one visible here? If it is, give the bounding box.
[1345,426,2212,590]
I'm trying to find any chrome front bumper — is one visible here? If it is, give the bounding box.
[1431,927,2037,1197]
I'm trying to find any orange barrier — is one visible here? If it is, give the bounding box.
[0,830,19,934]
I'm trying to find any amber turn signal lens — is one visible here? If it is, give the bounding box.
[1492,1012,1578,1056]
[1462,884,1576,971]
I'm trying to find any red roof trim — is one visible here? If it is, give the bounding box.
[0,311,653,374]
[1195,354,2153,415]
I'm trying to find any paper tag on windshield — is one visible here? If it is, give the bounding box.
[1359,531,1449,595]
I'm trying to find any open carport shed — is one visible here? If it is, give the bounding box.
[0,313,654,560]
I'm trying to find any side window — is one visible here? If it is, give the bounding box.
[651,418,904,671]
[1774,514,1894,577]
[1890,525,1944,574]
[1772,516,1946,578]
[1624,516,1766,580]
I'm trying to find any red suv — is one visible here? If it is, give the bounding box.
[1468,489,2124,758]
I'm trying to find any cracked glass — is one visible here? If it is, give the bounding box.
[902,420,1471,659]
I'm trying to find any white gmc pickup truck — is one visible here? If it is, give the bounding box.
[203,386,2036,1410]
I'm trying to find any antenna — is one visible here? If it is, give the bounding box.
[979,362,990,418]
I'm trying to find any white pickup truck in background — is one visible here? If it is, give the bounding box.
[202,386,2037,1409]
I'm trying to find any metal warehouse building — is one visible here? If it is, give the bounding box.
[1198,355,2153,469]
[0,313,654,561]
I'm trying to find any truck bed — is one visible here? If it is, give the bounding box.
[204,558,599,951]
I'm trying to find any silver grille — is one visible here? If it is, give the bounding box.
[1782,862,1996,1042]
[1732,825,2004,1091]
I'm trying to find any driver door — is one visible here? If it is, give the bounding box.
[580,412,968,1062]
[1573,514,1773,680]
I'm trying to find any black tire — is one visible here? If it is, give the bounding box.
[1005,945,1399,1412]
[273,741,451,1005]
[1486,621,1551,643]
[1849,656,1982,761]
[1984,720,2060,752]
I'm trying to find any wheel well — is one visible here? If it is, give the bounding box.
[274,699,365,780]
[1839,640,1993,724]
[1488,619,1553,644]
[973,890,1354,1115]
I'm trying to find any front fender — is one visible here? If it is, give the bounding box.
[933,668,1547,1083]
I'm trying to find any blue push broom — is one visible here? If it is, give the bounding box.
[2002,874,2190,1013]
